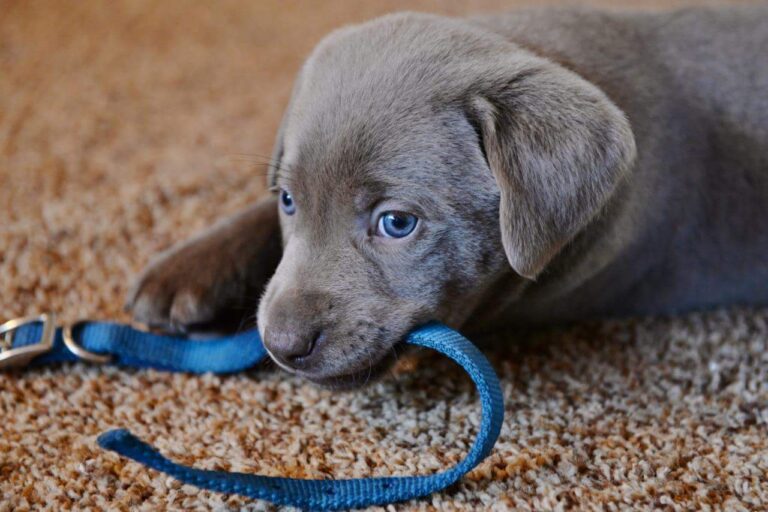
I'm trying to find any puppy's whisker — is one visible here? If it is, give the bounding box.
[219,154,305,186]
[364,345,373,386]
[224,152,308,174]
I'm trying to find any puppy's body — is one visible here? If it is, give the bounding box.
[468,6,768,327]
[128,6,768,385]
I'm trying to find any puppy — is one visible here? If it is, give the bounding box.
[127,6,768,387]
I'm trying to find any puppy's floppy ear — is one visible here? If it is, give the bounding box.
[267,112,287,191]
[467,61,636,279]
[267,68,305,190]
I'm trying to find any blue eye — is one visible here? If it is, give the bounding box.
[376,211,418,239]
[280,189,296,215]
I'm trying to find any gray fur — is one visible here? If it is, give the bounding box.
[127,5,768,387]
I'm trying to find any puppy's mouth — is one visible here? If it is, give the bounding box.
[301,343,404,390]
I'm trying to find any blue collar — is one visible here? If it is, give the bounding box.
[2,314,504,510]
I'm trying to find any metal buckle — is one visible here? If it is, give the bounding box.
[0,313,56,370]
[62,320,112,364]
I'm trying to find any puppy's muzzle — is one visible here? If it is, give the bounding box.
[260,289,334,371]
[264,327,326,370]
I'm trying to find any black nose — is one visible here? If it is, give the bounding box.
[264,329,324,369]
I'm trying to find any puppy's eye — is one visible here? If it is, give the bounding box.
[376,211,418,239]
[280,189,296,215]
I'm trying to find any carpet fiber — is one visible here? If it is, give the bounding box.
[2,1,766,510]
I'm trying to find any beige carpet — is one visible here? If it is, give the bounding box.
[2,1,767,510]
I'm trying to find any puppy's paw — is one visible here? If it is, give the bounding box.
[126,197,281,334]
[125,243,247,333]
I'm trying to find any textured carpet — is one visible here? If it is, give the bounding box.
[2,1,767,510]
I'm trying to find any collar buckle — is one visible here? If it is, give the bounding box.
[0,313,56,370]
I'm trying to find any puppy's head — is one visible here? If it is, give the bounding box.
[257,13,635,387]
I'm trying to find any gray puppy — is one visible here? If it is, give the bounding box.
[127,6,768,387]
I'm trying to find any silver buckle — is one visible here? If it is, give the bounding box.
[63,320,112,364]
[0,313,56,370]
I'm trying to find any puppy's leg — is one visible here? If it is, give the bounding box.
[126,196,281,333]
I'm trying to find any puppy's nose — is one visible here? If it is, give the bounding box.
[264,329,325,370]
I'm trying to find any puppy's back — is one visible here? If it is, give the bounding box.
[474,6,768,317]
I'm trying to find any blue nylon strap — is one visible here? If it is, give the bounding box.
[11,322,267,373]
[8,321,504,510]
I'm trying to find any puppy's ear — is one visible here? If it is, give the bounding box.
[268,69,305,190]
[267,108,288,191]
[467,62,636,279]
